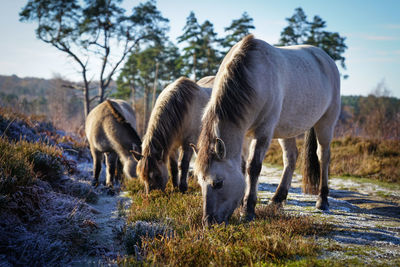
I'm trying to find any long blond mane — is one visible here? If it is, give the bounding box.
[142,77,200,160]
[196,34,258,172]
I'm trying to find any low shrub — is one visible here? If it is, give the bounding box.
[0,137,65,195]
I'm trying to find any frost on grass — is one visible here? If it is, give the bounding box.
[0,187,98,266]
[0,109,106,265]
[124,221,172,259]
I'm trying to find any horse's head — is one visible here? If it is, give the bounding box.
[194,138,245,225]
[133,151,168,194]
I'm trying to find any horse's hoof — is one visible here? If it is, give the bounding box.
[268,200,284,209]
[316,197,329,211]
[92,180,99,187]
[245,213,255,222]
[107,188,116,196]
[179,184,188,193]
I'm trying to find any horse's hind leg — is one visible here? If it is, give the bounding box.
[178,145,194,193]
[168,152,179,188]
[243,136,271,221]
[105,152,118,187]
[313,116,337,210]
[91,149,102,187]
[271,138,298,205]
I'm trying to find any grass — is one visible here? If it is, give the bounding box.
[121,178,332,266]
[263,136,400,184]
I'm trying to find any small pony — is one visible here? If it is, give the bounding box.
[194,35,340,225]
[133,76,213,193]
[85,99,142,187]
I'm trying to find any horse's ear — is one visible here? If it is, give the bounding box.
[190,143,198,157]
[214,138,226,160]
[131,150,143,161]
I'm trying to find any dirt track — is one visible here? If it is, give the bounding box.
[258,166,400,265]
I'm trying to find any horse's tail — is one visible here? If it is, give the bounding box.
[301,127,320,194]
[105,99,142,152]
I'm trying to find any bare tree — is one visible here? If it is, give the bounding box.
[20,0,168,118]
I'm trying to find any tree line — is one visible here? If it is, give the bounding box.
[20,1,349,134]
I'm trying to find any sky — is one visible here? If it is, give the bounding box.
[1,0,400,98]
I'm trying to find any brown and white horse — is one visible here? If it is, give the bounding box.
[133,76,213,193]
[85,99,142,187]
[194,35,340,225]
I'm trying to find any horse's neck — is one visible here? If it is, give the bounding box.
[218,121,245,164]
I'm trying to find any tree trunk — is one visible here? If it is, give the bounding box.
[83,73,90,119]
[130,79,136,110]
[142,87,149,136]
[98,81,105,104]
[151,62,159,110]
[193,52,197,82]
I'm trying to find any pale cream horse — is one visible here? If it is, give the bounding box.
[85,99,142,187]
[133,76,213,193]
[194,35,340,225]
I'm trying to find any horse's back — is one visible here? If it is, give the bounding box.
[109,99,137,130]
[249,40,340,138]
[197,76,215,89]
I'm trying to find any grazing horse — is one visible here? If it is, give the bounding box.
[194,35,340,225]
[85,99,142,187]
[133,77,213,193]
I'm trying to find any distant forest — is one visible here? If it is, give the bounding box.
[0,74,399,139]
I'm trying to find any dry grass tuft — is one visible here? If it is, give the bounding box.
[264,137,400,184]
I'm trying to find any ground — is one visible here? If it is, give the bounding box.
[73,162,400,265]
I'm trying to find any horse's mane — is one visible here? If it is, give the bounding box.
[142,77,199,160]
[105,99,142,151]
[196,34,257,172]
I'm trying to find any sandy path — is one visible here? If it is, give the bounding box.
[258,166,400,264]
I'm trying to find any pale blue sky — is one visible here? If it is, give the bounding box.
[1,0,400,97]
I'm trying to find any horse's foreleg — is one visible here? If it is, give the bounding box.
[243,136,271,221]
[116,158,123,184]
[178,146,193,193]
[168,154,179,188]
[105,152,118,187]
[91,149,102,187]
[271,138,298,205]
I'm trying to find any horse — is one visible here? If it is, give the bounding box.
[85,99,142,187]
[194,34,340,225]
[132,76,213,194]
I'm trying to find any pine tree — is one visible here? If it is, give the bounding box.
[278,7,347,69]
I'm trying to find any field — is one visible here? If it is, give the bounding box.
[264,136,400,184]
[0,108,399,266]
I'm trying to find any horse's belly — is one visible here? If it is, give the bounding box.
[272,124,310,139]
[272,110,324,138]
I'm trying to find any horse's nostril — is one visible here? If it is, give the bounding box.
[212,180,223,189]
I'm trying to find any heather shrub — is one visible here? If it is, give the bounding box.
[263,137,400,183]
[122,178,331,265]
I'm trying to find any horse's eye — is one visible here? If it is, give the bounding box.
[212,180,223,189]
